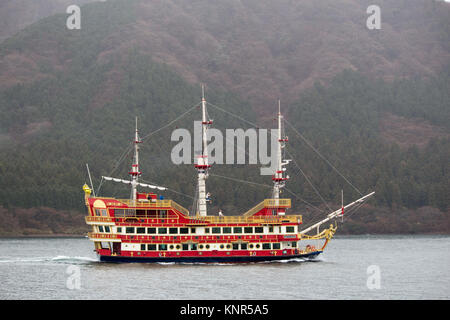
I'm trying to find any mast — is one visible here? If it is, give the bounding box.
[272,101,289,214]
[195,85,212,216]
[129,117,142,201]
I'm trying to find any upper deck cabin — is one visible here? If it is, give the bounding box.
[85,191,302,227]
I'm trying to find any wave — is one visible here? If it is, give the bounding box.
[0,255,98,264]
[50,255,99,264]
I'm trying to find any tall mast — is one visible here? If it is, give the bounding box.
[129,117,142,201]
[272,101,289,213]
[195,85,212,216]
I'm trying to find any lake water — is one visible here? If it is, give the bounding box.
[0,235,449,300]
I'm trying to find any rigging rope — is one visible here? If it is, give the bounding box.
[284,118,364,196]
[285,148,333,212]
[209,173,272,189]
[283,187,326,214]
[207,101,259,128]
[140,102,200,141]
[96,102,199,195]
[139,178,195,200]
[206,100,364,213]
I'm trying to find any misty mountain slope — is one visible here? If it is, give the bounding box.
[0,0,95,43]
[0,0,448,113]
[0,0,448,235]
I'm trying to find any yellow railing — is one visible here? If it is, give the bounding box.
[187,214,302,225]
[85,216,115,223]
[85,214,301,226]
[113,199,190,216]
[87,232,120,240]
[243,199,291,216]
[170,201,190,216]
[264,199,291,208]
[243,201,265,217]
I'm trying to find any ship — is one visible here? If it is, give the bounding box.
[83,87,374,263]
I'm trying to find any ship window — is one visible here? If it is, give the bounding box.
[286,226,295,233]
[190,228,196,234]
[101,209,107,216]
[136,210,146,217]
[249,244,254,249]
[244,227,253,233]
[191,244,197,250]
[137,227,145,234]
[291,242,297,247]
[179,228,189,234]
[176,244,181,250]
[273,243,280,250]
[147,227,156,234]
[269,226,274,233]
[147,244,157,251]
[182,244,189,251]
[255,244,260,249]
[199,244,204,249]
[95,209,101,216]
[226,244,231,249]
[116,227,122,233]
[205,244,210,249]
[141,244,146,251]
[159,244,167,251]
[147,210,157,218]
[254,227,263,233]
[205,228,210,234]
[118,209,135,217]
[104,226,110,233]
[232,243,239,250]
[220,244,224,249]
[212,227,221,234]
[169,245,174,250]
[169,228,178,234]
[241,243,248,250]
[159,210,167,218]
[233,227,242,233]
[125,227,134,234]
[98,226,104,233]
[114,209,125,217]
[223,227,232,234]
[263,243,271,250]
[158,228,167,234]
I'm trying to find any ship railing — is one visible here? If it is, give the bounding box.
[243,199,291,217]
[85,216,115,223]
[87,232,120,240]
[115,199,190,216]
[187,214,302,225]
[170,200,190,216]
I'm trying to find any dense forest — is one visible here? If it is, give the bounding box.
[0,0,448,235]
[0,65,448,235]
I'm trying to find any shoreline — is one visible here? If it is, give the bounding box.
[1,232,449,239]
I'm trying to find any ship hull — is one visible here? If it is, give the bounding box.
[98,251,322,263]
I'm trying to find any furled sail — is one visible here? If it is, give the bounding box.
[102,176,167,190]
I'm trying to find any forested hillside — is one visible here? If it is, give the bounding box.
[0,0,448,235]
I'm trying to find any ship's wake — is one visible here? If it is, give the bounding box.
[0,255,99,265]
